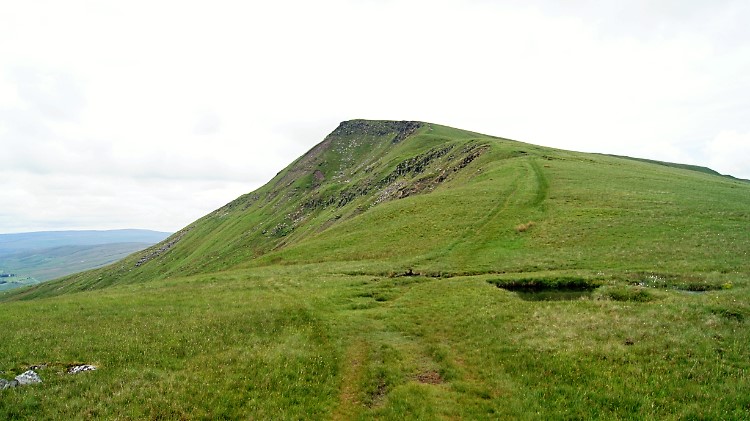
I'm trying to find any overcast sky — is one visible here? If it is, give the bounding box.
[2,0,749,234]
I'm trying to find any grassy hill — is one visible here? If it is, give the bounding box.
[0,120,748,419]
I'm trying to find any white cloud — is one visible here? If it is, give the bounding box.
[193,110,221,136]
[0,170,252,232]
[1,0,749,232]
[704,131,750,179]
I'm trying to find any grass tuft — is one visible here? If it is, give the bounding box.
[515,221,535,233]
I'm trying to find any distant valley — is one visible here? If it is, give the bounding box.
[0,230,170,290]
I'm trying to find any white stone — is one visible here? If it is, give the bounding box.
[0,378,17,389]
[14,370,41,385]
[68,365,97,374]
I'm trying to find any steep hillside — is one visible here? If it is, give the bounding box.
[1,120,749,419]
[8,120,749,299]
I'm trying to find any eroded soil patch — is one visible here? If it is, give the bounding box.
[415,370,444,385]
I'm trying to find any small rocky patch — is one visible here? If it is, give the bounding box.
[135,228,191,267]
[415,370,444,385]
[0,378,19,389]
[1,370,42,389]
[68,365,97,374]
[1,364,98,391]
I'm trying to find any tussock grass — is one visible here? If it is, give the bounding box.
[626,272,732,291]
[595,285,658,302]
[514,221,535,233]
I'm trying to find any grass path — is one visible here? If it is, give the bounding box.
[332,340,368,420]
[527,158,549,208]
[412,162,525,268]
[412,157,549,272]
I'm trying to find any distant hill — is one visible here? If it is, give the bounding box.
[602,154,748,181]
[0,229,171,255]
[0,230,170,289]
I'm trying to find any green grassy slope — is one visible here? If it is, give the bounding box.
[10,119,748,299]
[603,153,749,180]
[1,120,748,419]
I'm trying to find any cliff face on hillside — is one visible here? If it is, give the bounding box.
[263,120,425,198]
[195,120,492,254]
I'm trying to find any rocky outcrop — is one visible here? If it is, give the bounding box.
[15,370,42,385]
[1,370,41,389]
[0,378,19,389]
[379,145,455,185]
[135,227,191,267]
[330,120,423,143]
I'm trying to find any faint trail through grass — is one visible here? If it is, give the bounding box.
[333,340,368,420]
[415,158,547,268]
[528,158,549,208]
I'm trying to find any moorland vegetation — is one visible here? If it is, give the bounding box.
[1,120,748,419]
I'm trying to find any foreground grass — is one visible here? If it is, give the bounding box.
[1,264,748,419]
